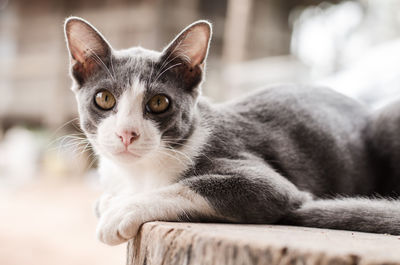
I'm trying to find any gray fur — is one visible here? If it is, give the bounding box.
[65,17,400,235]
[283,197,400,234]
[366,102,400,196]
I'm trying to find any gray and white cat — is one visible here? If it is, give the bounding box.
[64,17,400,246]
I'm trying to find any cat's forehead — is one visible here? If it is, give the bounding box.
[106,47,161,86]
[114,47,160,70]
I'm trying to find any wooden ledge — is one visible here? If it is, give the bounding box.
[127,222,400,265]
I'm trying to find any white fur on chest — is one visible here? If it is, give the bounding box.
[98,154,180,194]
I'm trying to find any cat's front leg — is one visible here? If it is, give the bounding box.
[96,183,217,245]
[97,158,312,245]
[94,189,133,218]
[181,157,313,224]
[94,193,114,218]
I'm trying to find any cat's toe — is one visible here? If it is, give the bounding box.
[96,213,127,245]
[117,213,141,240]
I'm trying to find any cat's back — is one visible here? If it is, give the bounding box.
[226,84,366,123]
[198,84,374,197]
[216,84,369,150]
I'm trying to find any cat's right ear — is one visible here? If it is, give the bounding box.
[160,21,212,92]
[162,21,212,69]
[64,17,112,85]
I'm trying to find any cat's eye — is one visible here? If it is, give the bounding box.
[146,94,170,114]
[94,90,116,110]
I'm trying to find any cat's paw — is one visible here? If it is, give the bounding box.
[96,201,145,245]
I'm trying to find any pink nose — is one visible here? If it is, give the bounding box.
[116,130,140,147]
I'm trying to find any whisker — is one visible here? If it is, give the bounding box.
[155,149,188,168]
[50,118,79,135]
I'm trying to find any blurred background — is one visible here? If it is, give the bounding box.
[1,0,400,264]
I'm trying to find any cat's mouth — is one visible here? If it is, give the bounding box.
[115,150,142,159]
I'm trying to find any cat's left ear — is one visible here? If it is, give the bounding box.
[162,20,212,71]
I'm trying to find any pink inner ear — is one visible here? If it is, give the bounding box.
[66,20,108,65]
[186,30,209,66]
[177,25,210,67]
[69,43,86,63]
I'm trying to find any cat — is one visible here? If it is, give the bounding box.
[64,17,400,246]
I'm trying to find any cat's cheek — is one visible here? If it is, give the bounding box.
[96,116,123,154]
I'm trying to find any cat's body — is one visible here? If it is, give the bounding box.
[185,85,375,197]
[64,17,400,246]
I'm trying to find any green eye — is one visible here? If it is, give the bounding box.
[146,94,170,114]
[94,90,116,110]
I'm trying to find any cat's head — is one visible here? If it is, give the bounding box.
[64,17,211,164]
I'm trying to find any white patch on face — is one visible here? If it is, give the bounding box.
[93,78,161,164]
[97,118,210,194]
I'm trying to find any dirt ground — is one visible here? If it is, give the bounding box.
[0,179,125,265]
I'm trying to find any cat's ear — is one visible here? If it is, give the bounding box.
[64,17,112,85]
[162,20,212,70]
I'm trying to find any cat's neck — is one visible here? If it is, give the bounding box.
[97,102,211,194]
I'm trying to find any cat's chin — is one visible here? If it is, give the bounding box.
[116,150,141,158]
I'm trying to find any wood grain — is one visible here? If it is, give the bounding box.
[127,222,400,265]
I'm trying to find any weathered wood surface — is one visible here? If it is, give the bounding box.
[127,222,400,265]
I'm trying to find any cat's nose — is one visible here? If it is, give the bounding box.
[116,130,140,147]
